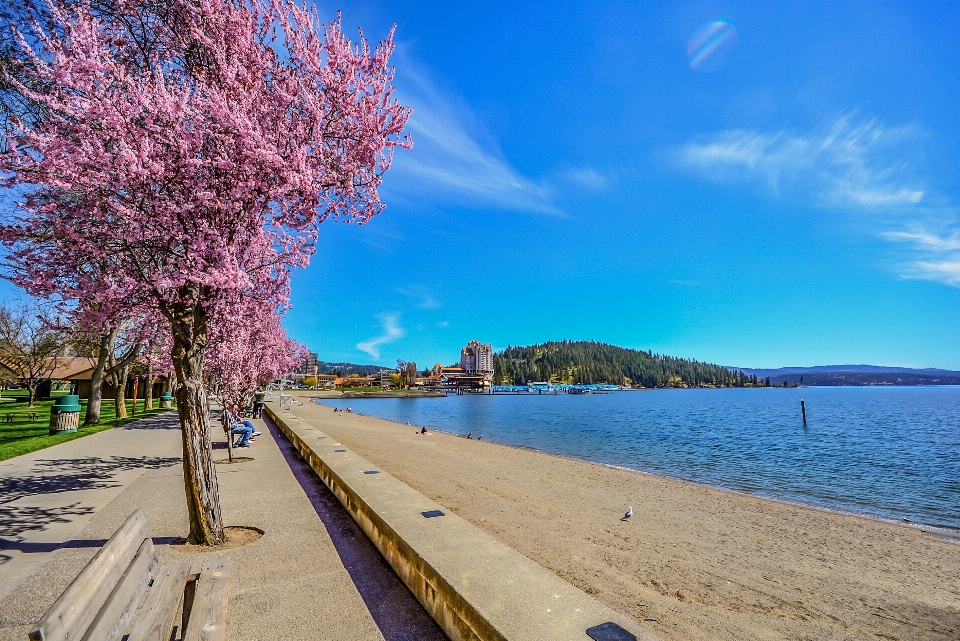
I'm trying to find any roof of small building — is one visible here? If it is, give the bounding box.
[0,356,99,381]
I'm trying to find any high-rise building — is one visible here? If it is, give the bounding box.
[299,352,319,375]
[460,340,493,378]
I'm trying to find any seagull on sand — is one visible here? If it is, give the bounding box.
[622,507,633,522]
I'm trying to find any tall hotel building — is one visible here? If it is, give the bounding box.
[460,340,494,379]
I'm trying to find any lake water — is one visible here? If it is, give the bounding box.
[317,387,960,530]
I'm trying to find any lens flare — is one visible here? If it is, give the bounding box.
[687,19,738,72]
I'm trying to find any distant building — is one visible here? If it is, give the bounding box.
[419,341,494,391]
[460,340,494,378]
[297,352,319,375]
[336,375,376,388]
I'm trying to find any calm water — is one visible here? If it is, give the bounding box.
[318,387,960,530]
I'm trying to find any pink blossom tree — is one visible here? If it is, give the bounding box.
[207,296,305,409]
[1,0,410,543]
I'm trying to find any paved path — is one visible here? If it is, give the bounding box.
[0,404,445,640]
[0,412,183,600]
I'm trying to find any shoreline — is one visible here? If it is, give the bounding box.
[309,398,960,536]
[292,392,960,640]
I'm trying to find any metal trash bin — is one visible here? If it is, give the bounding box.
[49,394,81,435]
[159,391,174,408]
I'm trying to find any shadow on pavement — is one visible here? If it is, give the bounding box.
[0,503,94,541]
[265,415,448,641]
[0,534,184,557]
[117,411,182,430]
[0,455,181,540]
[2,456,182,505]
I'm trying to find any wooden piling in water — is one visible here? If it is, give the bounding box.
[801,399,807,425]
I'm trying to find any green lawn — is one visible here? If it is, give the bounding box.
[0,389,70,400]
[0,398,176,462]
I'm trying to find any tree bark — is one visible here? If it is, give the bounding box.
[104,340,143,421]
[144,370,155,410]
[113,368,128,418]
[168,288,223,545]
[84,328,116,426]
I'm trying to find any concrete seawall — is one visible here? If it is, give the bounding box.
[265,404,649,641]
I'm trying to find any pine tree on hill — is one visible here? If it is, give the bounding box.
[493,341,744,388]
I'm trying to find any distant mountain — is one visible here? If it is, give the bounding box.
[315,361,382,376]
[737,365,960,386]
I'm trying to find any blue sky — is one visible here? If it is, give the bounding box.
[6,1,959,370]
[283,0,960,370]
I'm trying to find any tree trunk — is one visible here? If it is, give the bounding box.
[26,380,36,408]
[84,329,115,426]
[169,290,223,545]
[131,376,139,416]
[144,370,155,410]
[113,369,129,419]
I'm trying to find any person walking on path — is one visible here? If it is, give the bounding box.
[252,388,266,418]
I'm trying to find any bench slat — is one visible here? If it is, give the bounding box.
[79,537,158,641]
[183,558,231,641]
[29,510,149,641]
[127,563,191,641]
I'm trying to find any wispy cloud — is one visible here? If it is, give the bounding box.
[395,285,440,309]
[386,62,561,215]
[678,114,924,210]
[356,314,404,360]
[557,167,614,191]
[677,114,960,288]
[882,227,960,286]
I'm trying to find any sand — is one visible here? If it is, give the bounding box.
[286,394,960,641]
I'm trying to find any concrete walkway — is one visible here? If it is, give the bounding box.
[0,405,445,641]
[0,411,183,600]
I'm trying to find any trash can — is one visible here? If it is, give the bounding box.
[49,394,82,435]
[159,391,174,408]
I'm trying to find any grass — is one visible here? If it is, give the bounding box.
[0,398,176,462]
[0,389,70,399]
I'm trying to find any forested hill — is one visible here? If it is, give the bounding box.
[316,361,381,376]
[493,341,747,388]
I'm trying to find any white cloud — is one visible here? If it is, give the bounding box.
[386,63,561,215]
[882,227,960,286]
[911,260,960,286]
[559,167,613,191]
[395,285,440,309]
[677,114,960,288]
[356,314,404,360]
[678,114,924,210]
[881,230,960,253]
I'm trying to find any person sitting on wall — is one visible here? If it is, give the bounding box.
[228,405,260,447]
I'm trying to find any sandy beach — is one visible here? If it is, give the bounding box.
[286,394,959,641]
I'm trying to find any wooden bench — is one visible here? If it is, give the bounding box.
[2,411,40,423]
[29,509,230,641]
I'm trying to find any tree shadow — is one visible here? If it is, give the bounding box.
[0,503,95,540]
[1,455,182,506]
[0,533,184,557]
[115,411,182,430]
